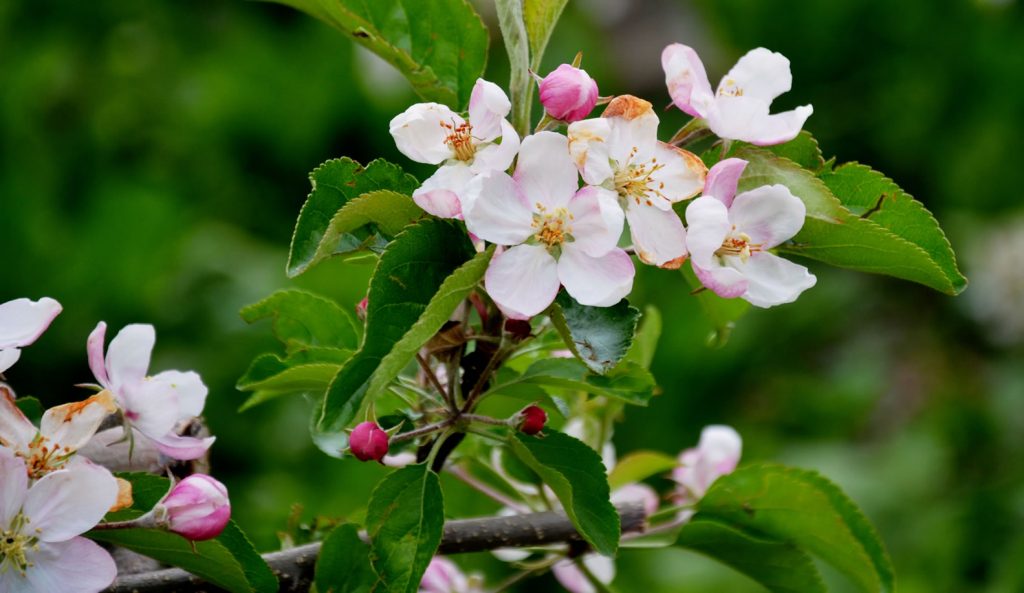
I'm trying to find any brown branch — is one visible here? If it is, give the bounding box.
[103,503,648,593]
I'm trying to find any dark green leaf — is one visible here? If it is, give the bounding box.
[549,292,640,374]
[763,131,826,172]
[680,266,749,348]
[14,396,43,424]
[366,464,445,593]
[241,289,360,352]
[510,431,620,555]
[315,523,378,593]
[487,358,655,406]
[607,450,678,490]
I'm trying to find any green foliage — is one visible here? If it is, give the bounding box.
[764,131,828,172]
[487,358,655,406]
[623,305,662,369]
[607,450,678,490]
[523,0,570,70]
[263,0,488,109]
[13,396,43,424]
[680,266,749,348]
[315,523,377,593]
[236,351,348,412]
[494,0,531,136]
[366,464,445,593]
[510,431,620,556]
[549,292,641,374]
[241,289,361,352]
[288,158,419,277]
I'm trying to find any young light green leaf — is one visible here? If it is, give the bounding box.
[263,0,488,109]
[607,450,678,490]
[676,519,826,593]
[315,523,378,593]
[510,431,620,555]
[366,464,445,593]
[494,0,531,136]
[237,351,349,412]
[680,266,749,348]
[549,292,640,374]
[623,305,662,369]
[696,463,895,593]
[287,158,419,277]
[241,289,361,352]
[487,358,655,406]
[523,0,569,70]
[763,131,826,172]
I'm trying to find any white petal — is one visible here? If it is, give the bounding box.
[389,103,461,164]
[471,118,520,175]
[567,118,614,185]
[604,96,659,165]
[514,131,579,210]
[0,297,61,349]
[123,376,183,441]
[693,259,748,299]
[745,105,814,147]
[484,245,560,319]
[24,462,118,542]
[729,184,806,248]
[718,47,793,103]
[23,538,117,593]
[413,164,474,219]
[559,246,634,307]
[468,78,512,141]
[735,252,816,307]
[0,387,37,453]
[707,97,811,146]
[611,483,659,517]
[684,196,731,269]
[649,142,707,206]
[625,200,687,267]
[703,158,748,208]
[661,43,715,118]
[462,171,534,245]
[39,391,117,452]
[149,370,208,420]
[0,447,28,527]
[152,432,216,461]
[698,425,743,476]
[105,324,155,394]
[567,186,624,257]
[86,322,110,388]
[553,555,615,593]
[0,348,20,373]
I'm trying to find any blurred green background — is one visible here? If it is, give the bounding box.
[3,0,1023,591]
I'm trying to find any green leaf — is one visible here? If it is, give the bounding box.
[680,266,749,348]
[696,463,895,593]
[237,351,349,412]
[315,523,378,593]
[623,305,661,369]
[241,289,360,352]
[264,0,488,109]
[14,396,43,424]
[487,358,655,406]
[494,0,531,136]
[366,464,445,593]
[763,131,826,172]
[523,0,569,70]
[510,431,620,555]
[287,158,419,277]
[607,450,678,490]
[316,220,477,455]
[549,292,640,374]
[676,518,826,593]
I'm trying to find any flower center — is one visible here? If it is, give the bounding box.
[531,205,573,249]
[614,147,669,207]
[0,514,38,576]
[715,228,762,262]
[440,120,476,162]
[18,433,73,479]
[718,78,744,97]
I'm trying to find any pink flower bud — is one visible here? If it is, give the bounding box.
[518,405,547,435]
[538,64,599,122]
[350,421,389,462]
[356,297,369,321]
[155,474,231,541]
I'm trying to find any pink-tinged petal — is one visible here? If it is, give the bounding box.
[567,118,614,185]
[553,555,615,593]
[485,245,560,320]
[539,64,599,122]
[707,97,811,146]
[693,260,748,299]
[704,158,748,207]
[0,348,20,373]
[86,322,110,388]
[462,171,534,245]
[77,427,165,473]
[604,95,659,165]
[0,387,37,452]
[567,186,624,257]
[684,196,731,269]
[420,557,469,593]
[673,425,742,499]
[513,131,578,210]
[24,462,118,541]
[661,43,715,118]
[39,390,117,452]
[105,324,155,394]
[649,142,707,207]
[734,253,816,307]
[152,432,216,461]
[471,119,520,174]
[745,105,814,147]
[467,79,512,141]
[729,184,806,248]
[718,47,793,103]
[0,297,62,349]
[611,483,659,516]
[0,447,28,526]
[389,103,461,164]
[23,538,117,593]
[148,370,208,420]
[625,200,687,267]
[414,164,474,219]
[558,246,634,307]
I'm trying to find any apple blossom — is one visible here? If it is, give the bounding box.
[153,474,231,541]
[463,131,634,319]
[538,64,599,123]
[0,297,62,374]
[567,95,706,267]
[0,447,118,593]
[685,158,817,307]
[672,424,742,505]
[349,421,389,463]
[552,554,615,593]
[390,78,520,219]
[419,557,483,593]
[87,322,215,461]
[662,44,813,146]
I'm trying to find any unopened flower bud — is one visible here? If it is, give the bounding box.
[154,474,231,541]
[538,64,599,123]
[518,405,547,435]
[350,421,390,462]
[503,318,531,341]
[356,297,369,321]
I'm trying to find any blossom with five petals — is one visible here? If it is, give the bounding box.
[462,131,634,319]
[0,297,62,374]
[567,95,706,268]
[390,79,520,219]
[662,44,813,146]
[685,158,816,307]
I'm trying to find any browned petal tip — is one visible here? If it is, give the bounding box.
[602,95,654,120]
[660,255,689,270]
[110,477,134,513]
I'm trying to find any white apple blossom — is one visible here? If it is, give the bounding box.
[462,131,634,319]
[87,322,214,460]
[662,44,813,146]
[685,158,816,307]
[672,424,743,506]
[0,447,118,593]
[567,95,706,267]
[419,557,483,593]
[552,554,616,593]
[390,79,520,219]
[0,297,62,374]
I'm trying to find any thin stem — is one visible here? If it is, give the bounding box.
[391,418,454,445]
[461,413,511,427]
[446,465,530,513]
[425,427,455,470]
[417,353,453,411]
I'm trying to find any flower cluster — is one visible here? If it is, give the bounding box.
[391,45,817,317]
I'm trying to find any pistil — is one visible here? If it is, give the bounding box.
[0,514,38,576]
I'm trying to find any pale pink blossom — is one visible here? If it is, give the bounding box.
[685,158,816,307]
[672,424,742,505]
[419,557,482,593]
[552,554,615,593]
[539,64,599,122]
[390,79,520,219]
[567,95,706,267]
[662,45,813,146]
[463,131,634,319]
[0,297,62,374]
[154,474,231,541]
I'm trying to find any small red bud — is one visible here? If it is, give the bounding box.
[504,319,532,341]
[355,297,369,321]
[350,421,390,462]
[518,405,547,435]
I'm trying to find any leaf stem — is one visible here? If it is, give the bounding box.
[391,418,454,445]
[417,352,453,412]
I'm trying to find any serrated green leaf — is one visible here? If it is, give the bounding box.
[607,450,678,490]
[288,158,419,277]
[237,351,349,412]
[549,292,640,374]
[623,305,661,369]
[510,431,620,555]
[315,523,378,593]
[487,358,655,406]
[263,0,488,109]
[241,289,360,352]
[763,131,826,172]
[676,518,826,593]
[680,265,749,348]
[14,396,43,424]
[366,464,445,593]
[696,463,895,593]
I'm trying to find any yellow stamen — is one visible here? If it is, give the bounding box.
[531,206,573,249]
[440,119,476,162]
[614,147,670,207]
